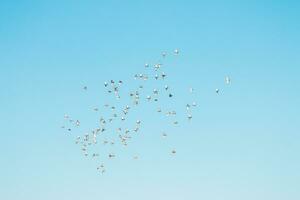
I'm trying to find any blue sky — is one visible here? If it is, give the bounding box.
[1,1,300,200]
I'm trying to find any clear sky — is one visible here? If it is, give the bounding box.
[1,0,300,200]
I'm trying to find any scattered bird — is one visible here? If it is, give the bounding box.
[61,49,231,174]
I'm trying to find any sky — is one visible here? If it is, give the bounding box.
[1,0,300,200]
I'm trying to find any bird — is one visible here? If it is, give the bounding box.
[225,76,231,85]
[109,154,115,158]
[174,49,179,55]
[146,95,151,101]
[186,104,191,110]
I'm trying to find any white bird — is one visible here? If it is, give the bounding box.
[186,104,191,110]
[174,49,179,55]
[216,89,220,94]
[225,76,231,84]
[154,63,162,71]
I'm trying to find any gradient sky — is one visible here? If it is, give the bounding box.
[1,1,300,200]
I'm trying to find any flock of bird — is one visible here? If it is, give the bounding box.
[61,49,231,174]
